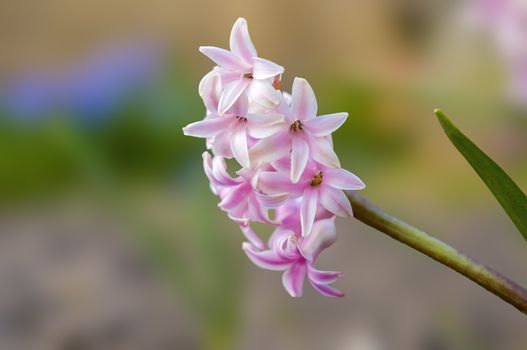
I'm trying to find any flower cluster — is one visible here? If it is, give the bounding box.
[183,18,365,297]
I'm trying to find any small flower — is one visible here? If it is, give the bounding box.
[250,78,349,183]
[202,152,288,224]
[260,159,365,236]
[199,18,284,115]
[183,72,284,168]
[243,218,344,297]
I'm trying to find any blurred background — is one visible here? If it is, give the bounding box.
[0,0,526,349]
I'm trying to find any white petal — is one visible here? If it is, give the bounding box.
[182,117,231,138]
[300,188,319,237]
[229,18,257,64]
[308,137,340,168]
[198,71,222,113]
[199,46,248,71]
[325,168,366,190]
[249,130,290,165]
[252,57,285,80]
[230,128,250,168]
[218,80,250,115]
[319,186,353,217]
[304,112,348,137]
[246,113,285,139]
[291,137,309,183]
[247,79,282,108]
[291,78,317,120]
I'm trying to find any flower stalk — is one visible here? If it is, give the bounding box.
[346,191,527,315]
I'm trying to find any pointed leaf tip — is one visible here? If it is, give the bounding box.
[435,109,527,242]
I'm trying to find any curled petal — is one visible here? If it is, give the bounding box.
[182,117,231,138]
[199,46,248,71]
[229,18,257,63]
[199,71,222,112]
[309,137,340,168]
[300,218,337,261]
[319,186,353,217]
[304,112,348,137]
[240,224,265,250]
[252,57,285,80]
[254,191,289,208]
[219,80,250,115]
[300,188,319,237]
[307,265,343,284]
[230,127,250,168]
[309,280,345,298]
[211,156,239,186]
[282,261,307,297]
[242,242,293,271]
[246,113,285,139]
[291,137,309,183]
[249,131,290,165]
[325,168,366,190]
[291,78,317,120]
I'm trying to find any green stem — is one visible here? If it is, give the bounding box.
[346,191,527,315]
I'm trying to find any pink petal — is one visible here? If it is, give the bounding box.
[182,117,231,138]
[308,137,340,168]
[198,71,222,113]
[247,79,282,108]
[309,280,345,298]
[325,168,366,190]
[218,80,250,115]
[319,186,353,217]
[230,127,250,168]
[291,137,310,183]
[254,191,289,208]
[240,224,265,250]
[218,186,246,211]
[246,113,285,139]
[211,156,239,186]
[282,261,307,297]
[304,113,348,137]
[300,218,337,261]
[259,171,301,195]
[249,130,290,165]
[248,196,271,223]
[300,188,319,237]
[199,46,248,71]
[242,242,293,271]
[252,57,285,80]
[290,78,317,120]
[229,18,257,64]
[307,265,343,284]
[211,131,232,158]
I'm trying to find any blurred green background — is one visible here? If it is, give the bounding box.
[0,1,526,349]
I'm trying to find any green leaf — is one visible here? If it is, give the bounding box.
[435,109,527,241]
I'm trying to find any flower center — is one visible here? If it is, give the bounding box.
[272,76,281,90]
[243,72,253,79]
[310,171,323,186]
[235,116,248,123]
[290,120,304,132]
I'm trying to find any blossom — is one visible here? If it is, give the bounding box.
[243,219,344,297]
[184,18,365,297]
[183,72,284,168]
[250,77,348,183]
[199,18,284,115]
[202,152,288,225]
[260,158,365,236]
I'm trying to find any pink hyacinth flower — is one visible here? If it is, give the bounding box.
[199,18,284,115]
[250,77,349,183]
[243,218,344,297]
[202,152,288,224]
[183,72,284,168]
[260,159,365,237]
